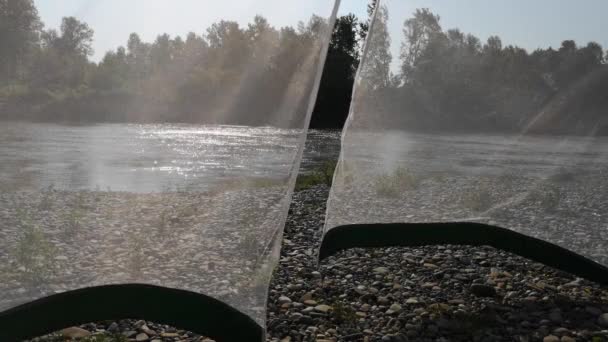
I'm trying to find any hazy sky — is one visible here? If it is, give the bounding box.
[35,0,608,65]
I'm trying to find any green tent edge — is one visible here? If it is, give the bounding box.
[319,222,608,285]
[0,283,263,342]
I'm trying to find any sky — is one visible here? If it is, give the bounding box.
[35,0,608,66]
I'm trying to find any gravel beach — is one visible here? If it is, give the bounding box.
[22,184,608,342]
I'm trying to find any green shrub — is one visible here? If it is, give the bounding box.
[295,160,337,191]
[527,184,561,211]
[14,209,57,284]
[374,166,419,197]
[331,301,357,324]
[461,183,493,212]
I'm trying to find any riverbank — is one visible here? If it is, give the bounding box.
[23,185,608,341]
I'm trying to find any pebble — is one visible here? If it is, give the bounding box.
[26,185,608,342]
[470,284,496,297]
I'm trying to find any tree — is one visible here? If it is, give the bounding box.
[310,14,361,128]
[361,4,391,89]
[56,16,94,57]
[399,8,441,83]
[0,0,42,82]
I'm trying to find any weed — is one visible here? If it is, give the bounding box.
[374,166,419,197]
[13,208,57,284]
[461,182,493,212]
[527,184,561,212]
[38,185,55,211]
[331,301,357,325]
[295,160,337,191]
[63,207,84,236]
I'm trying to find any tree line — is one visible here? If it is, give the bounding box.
[355,6,608,135]
[4,1,606,133]
[1,0,364,128]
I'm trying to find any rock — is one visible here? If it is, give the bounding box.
[386,303,402,315]
[560,337,575,342]
[160,332,180,338]
[542,335,559,342]
[304,299,318,306]
[549,310,563,323]
[373,267,389,274]
[277,296,292,305]
[470,284,496,297]
[107,322,119,333]
[135,333,149,341]
[314,304,333,313]
[598,313,608,327]
[61,327,91,339]
[585,306,602,316]
[405,297,419,304]
[300,292,313,302]
[141,324,156,336]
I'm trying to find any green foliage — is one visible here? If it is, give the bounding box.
[374,166,418,197]
[461,183,493,212]
[13,208,57,284]
[357,7,608,134]
[37,184,55,211]
[527,184,561,212]
[331,301,357,325]
[295,160,336,191]
[62,207,84,236]
[0,4,340,127]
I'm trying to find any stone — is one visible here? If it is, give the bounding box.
[542,335,559,342]
[470,284,496,297]
[300,292,313,302]
[386,303,402,315]
[107,322,119,333]
[304,299,318,306]
[597,313,608,327]
[141,325,156,336]
[548,310,563,323]
[373,267,389,274]
[160,332,180,338]
[61,327,91,339]
[405,297,419,304]
[135,333,149,341]
[278,296,292,305]
[314,304,333,313]
[585,306,602,316]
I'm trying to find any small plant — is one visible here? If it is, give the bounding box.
[157,209,169,235]
[331,301,357,324]
[38,185,55,211]
[127,233,146,278]
[13,208,57,285]
[461,182,493,212]
[63,207,84,236]
[527,184,561,212]
[238,230,264,256]
[548,168,576,183]
[374,166,419,197]
[295,160,337,191]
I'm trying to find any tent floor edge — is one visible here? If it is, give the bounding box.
[318,222,608,286]
[0,283,264,342]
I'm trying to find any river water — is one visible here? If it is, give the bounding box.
[0,122,341,192]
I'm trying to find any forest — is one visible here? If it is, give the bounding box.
[0,0,363,127]
[356,6,608,134]
[1,0,607,132]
